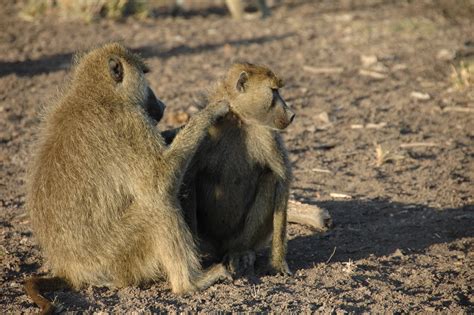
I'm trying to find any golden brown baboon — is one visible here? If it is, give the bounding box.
[174,63,295,276]
[25,43,230,314]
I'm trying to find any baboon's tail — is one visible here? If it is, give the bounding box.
[24,276,69,315]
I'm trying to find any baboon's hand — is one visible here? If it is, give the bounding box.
[267,260,293,276]
[206,99,230,120]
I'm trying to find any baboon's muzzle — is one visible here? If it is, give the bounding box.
[146,87,166,123]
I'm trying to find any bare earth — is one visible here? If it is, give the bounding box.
[0,0,473,313]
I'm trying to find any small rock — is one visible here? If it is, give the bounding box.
[361,55,378,67]
[392,248,405,257]
[436,49,456,61]
[306,125,316,133]
[316,111,330,124]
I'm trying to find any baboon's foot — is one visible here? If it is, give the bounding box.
[224,250,256,278]
[265,259,292,276]
[194,263,232,291]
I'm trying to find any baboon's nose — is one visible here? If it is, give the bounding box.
[289,113,296,123]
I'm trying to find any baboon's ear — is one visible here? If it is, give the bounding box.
[236,71,248,93]
[108,56,124,83]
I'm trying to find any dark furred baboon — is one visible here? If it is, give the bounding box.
[25,43,229,314]
[177,63,295,276]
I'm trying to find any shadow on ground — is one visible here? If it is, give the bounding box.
[0,33,294,78]
[287,199,473,270]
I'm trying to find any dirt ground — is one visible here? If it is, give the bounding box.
[1,0,473,313]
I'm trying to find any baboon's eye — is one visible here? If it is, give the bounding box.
[108,56,124,83]
[269,89,279,108]
[142,66,150,74]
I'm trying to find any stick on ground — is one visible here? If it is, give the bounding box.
[288,200,333,232]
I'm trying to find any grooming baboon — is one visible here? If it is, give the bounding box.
[171,63,295,276]
[25,43,230,314]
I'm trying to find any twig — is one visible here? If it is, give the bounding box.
[410,91,431,100]
[351,123,387,129]
[303,66,344,74]
[288,200,332,232]
[443,106,474,113]
[366,122,387,129]
[359,69,386,79]
[311,168,332,173]
[326,246,337,263]
[400,142,439,148]
[293,168,331,174]
[330,193,352,199]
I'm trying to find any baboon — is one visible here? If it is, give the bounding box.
[174,0,271,19]
[25,43,230,314]
[225,0,271,19]
[171,63,295,276]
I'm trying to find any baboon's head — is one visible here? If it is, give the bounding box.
[223,63,295,130]
[73,43,166,123]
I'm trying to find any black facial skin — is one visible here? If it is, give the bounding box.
[273,89,295,129]
[145,87,166,123]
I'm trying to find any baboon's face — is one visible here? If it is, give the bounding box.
[230,71,295,130]
[106,50,166,124]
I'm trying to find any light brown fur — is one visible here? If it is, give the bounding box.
[26,43,229,313]
[178,63,294,276]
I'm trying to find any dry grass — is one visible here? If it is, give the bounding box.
[374,143,404,167]
[20,0,151,22]
[435,0,474,21]
[450,60,474,90]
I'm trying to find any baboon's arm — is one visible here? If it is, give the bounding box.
[224,171,278,251]
[270,179,291,275]
[163,101,228,189]
[223,171,291,274]
[181,177,198,236]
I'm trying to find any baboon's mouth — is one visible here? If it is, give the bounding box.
[275,118,292,130]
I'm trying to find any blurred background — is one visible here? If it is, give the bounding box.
[1,0,473,313]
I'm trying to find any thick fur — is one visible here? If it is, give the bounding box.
[180,63,294,275]
[26,42,229,312]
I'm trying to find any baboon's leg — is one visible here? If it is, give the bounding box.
[222,172,282,274]
[152,204,198,294]
[225,0,244,19]
[24,277,69,315]
[225,173,291,275]
[224,172,276,252]
[256,0,271,18]
[136,201,228,294]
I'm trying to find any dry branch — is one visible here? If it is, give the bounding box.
[288,200,332,232]
[442,106,474,113]
[303,66,344,74]
[330,193,352,199]
[359,69,386,79]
